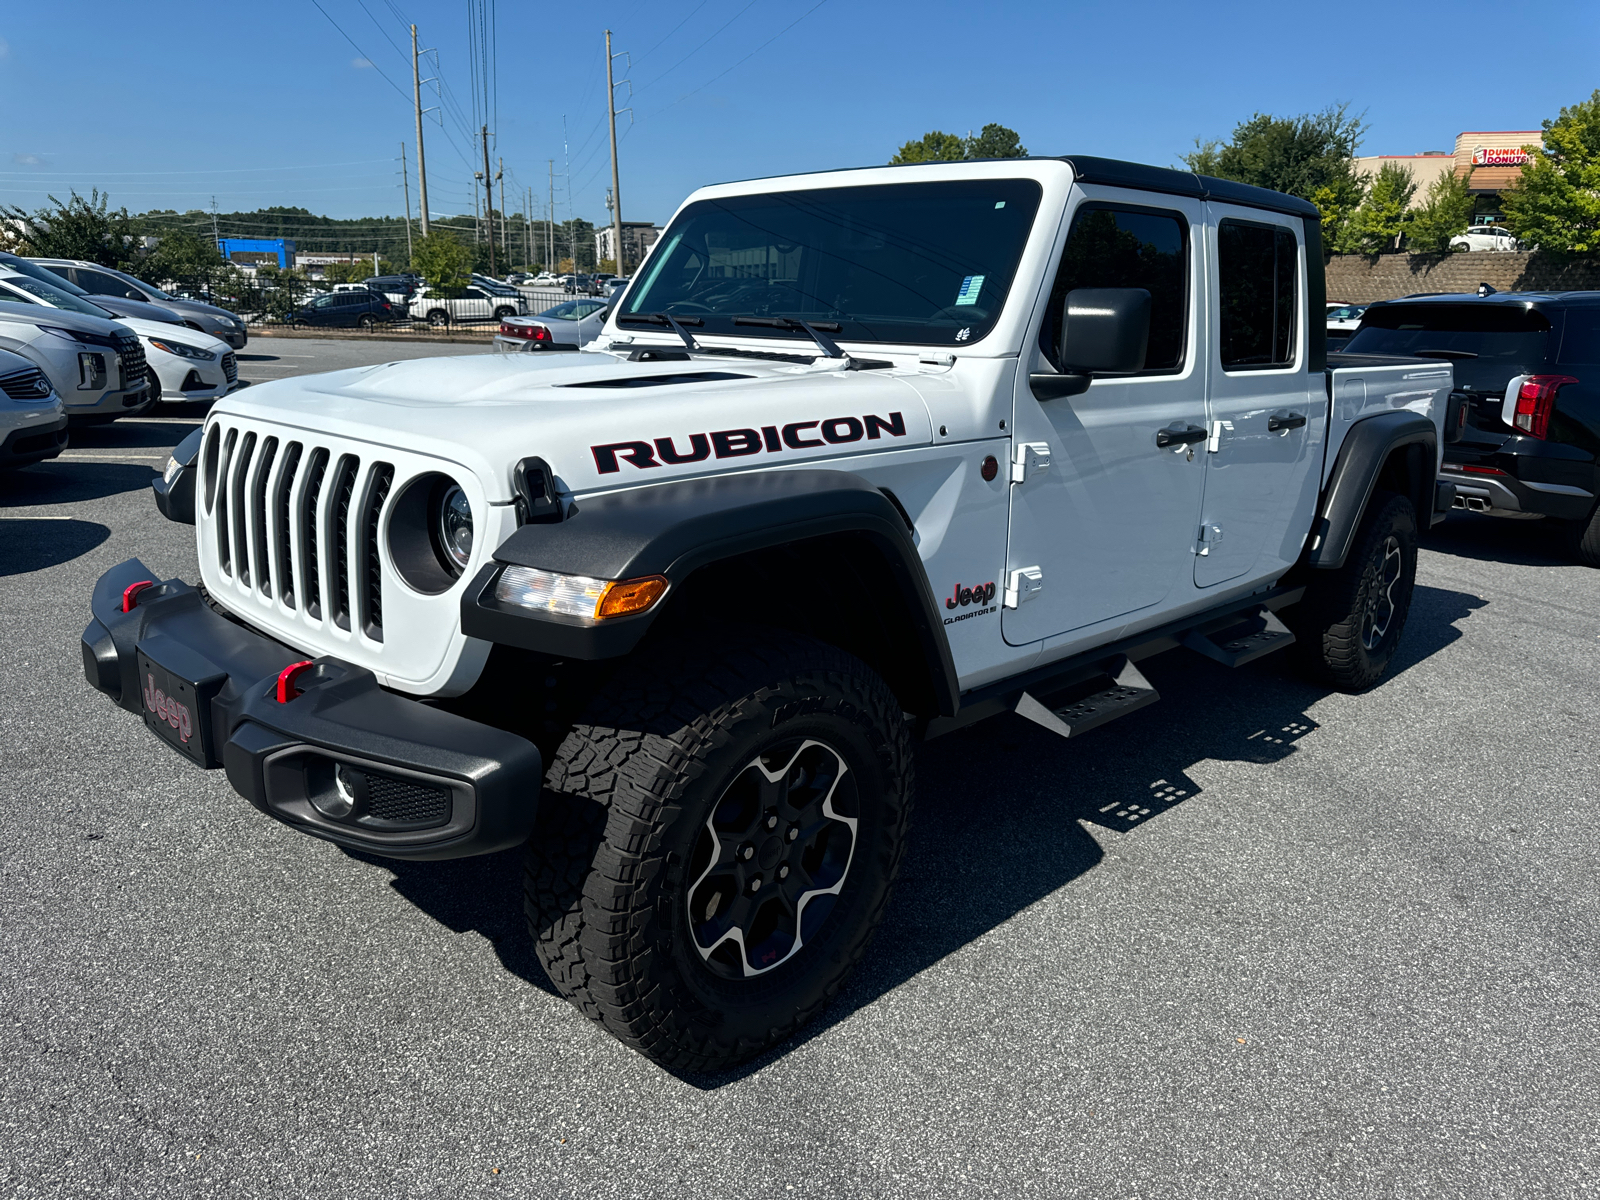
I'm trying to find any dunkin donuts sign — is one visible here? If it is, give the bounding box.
[1472,147,1532,167]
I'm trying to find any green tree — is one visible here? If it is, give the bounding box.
[411,230,473,293]
[0,189,137,266]
[1501,89,1600,253]
[1348,162,1416,253]
[132,227,225,287]
[890,124,1027,165]
[1407,167,1476,253]
[1185,105,1369,249]
[892,131,967,164]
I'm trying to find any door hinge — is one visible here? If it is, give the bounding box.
[1003,565,1044,608]
[1196,523,1224,556]
[1011,442,1051,483]
[1207,420,1233,453]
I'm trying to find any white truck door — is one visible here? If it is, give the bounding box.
[1003,191,1209,646]
[1193,207,1323,588]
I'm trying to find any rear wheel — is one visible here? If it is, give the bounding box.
[427,309,450,327]
[1568,501,1600,567]
[1292,490,1418,691]
[493,305,515,320]
[524,630,913,1070]
[357,313,376,331]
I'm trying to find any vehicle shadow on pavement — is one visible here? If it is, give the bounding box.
[1423,512,1576,567]
[359,583,1487,1085]
[65,420,202,450]
[0,517,111,576]
[0,462,156,505]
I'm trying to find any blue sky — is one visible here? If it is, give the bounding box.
[2,0,1596,233]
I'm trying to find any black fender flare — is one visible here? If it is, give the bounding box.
[460,468,961,717]
[1308,410,1437,570]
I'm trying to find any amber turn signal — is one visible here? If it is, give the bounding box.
[596,575,669,619]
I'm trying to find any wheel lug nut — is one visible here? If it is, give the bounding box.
[766,814,778,829]
[778,865,789,880]
[740,844,754,861]
[786,826,798,842]
[748,876,763,893]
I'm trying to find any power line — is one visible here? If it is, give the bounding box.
[306,0,411,102]
[634,0,758,95]
[658,0,831,114]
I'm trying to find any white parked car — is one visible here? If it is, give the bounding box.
[526,272,560,289]
[0,344,67,468]
[492,297,609,352]
[0,274,236,405]
[1326,303,1369,334]
[0,299,148,423]
[409,285,527,327]
[1450,226,1520,252]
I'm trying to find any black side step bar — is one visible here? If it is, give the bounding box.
[1181,607,1296,668]
[1014,655,1159,740]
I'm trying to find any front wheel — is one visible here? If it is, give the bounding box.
[525,630,914,1071]
[493,305,515,320]
[357,313,376,330]
[1292,490,1418,691]
[426,309,450,327]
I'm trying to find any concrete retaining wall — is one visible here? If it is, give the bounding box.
[1325,252,1600,304]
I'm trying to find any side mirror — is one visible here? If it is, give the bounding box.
[125,289,144,301]
[1032,287,1151,401]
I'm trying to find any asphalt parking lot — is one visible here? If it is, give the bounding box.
[2,340,1597,1197]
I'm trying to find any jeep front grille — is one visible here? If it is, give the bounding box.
[206,422,394,643]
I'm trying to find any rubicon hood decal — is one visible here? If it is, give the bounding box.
[594,411,908,474]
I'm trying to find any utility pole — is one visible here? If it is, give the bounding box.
[210,197,220,251]
[605,30,625,275]
[480,125,497,276]
[411,25,430,236]
[497,157,506,266]
[547,160,555,270]
[473,176,481,244]
[525,186,532,267]
[400,142,414,262]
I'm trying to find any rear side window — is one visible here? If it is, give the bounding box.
[72,269,120,296]
[1345,303,1551,391]
[1218,220,1299,370]
[1558,308,1600,366]
[1044,205,1189,373]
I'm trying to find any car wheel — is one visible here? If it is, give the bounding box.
[525,628,914,1071]
[1291,490,1418,692]
[1451,242,1470,253]
[493,306,515,320]
[357,314,376,331]
[1567,501,1600,568]
[427,310,450,327]
[291,319,309,330]
[146,369,162,406]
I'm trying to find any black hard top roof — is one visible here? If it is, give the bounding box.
[713,155,1321,220]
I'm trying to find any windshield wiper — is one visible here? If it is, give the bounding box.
[617,311,704,352]
[733,316,857,366]
[1410,348,1479,360]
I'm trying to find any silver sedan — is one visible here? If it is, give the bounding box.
[493,297,610,352]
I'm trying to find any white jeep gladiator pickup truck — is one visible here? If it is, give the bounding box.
[83,156,1456,1069]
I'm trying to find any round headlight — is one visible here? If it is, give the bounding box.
[436,484,473,573]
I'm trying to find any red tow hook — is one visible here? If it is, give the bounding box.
[121,580,154,612]
[275,660,316,703]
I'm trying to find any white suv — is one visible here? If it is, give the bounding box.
[1450,225,1520,252]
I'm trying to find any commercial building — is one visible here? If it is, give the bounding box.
[595,221,660,273]
[218,237,296,269]
[1356,130,1545,224]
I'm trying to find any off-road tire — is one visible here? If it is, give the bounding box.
[1567,501,1600,567]
[1294,489,1418,691]
[524,629,914,1071]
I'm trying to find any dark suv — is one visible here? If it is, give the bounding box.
[289,290,398,330]
[1343,292,1600,564]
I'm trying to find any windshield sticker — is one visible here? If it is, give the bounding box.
[954,275,984,306]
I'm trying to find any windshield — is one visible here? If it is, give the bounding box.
[0,274,115,319]
[623,179,1043,347]
[539,299,607,320]
[1344,303,1551,392]
[0,254,92,297]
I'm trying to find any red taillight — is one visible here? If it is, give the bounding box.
[275,660,315,703]
[121,580,154,612]
[499,322,548,340]
[1511,375,1578,439]
[1460,464,1509,476]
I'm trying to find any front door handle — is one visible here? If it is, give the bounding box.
[1155,423,1208,448]
[1268,411,1307,433]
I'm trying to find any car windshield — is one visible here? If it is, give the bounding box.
[0,274,115,319]
[539,299,606,320]
[622,179,1043,347]
[1344,303,1551,392]
[0,254,92,297]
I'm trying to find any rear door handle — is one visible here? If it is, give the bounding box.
[1268,411,1307,433]
[1155,423,1208,448]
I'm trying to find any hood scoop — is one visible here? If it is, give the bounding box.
[561,370,754,390]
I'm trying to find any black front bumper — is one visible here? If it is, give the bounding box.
[81,558,542,860]
[0,416,68,468]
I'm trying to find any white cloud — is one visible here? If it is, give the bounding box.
[351,57,373,69]
[12,153,42,165]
